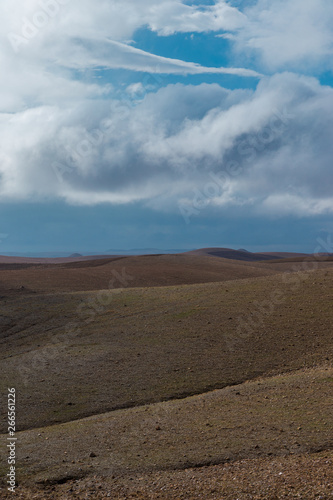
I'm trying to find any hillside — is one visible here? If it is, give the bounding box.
[0,253,281,294]
[1,366,332,499]
[185,247,310,261]
[0,256,332,498]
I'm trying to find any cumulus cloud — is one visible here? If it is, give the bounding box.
[0,0,261,115]
[232,0,333,72]
[3,0,244,42]
[146,0,246,35]
[1,73,333,217]
[2,0,332,82]
[0,1,332,219]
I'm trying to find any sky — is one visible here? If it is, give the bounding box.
[1,0,333,254]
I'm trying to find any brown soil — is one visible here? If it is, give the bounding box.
[0,254,332,498]
[0,367,332,498]
[0,253,282,294]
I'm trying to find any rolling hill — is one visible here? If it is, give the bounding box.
[0,251,332,498]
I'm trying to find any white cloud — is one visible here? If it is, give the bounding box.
[52,37,260,77]
[0,73,332,217]
[3,0,333,78]
[233,0,333,72]
[147,0,246,35]
[0,1,332,219]
[262,194,333,217]
[0,0,260,117]
[2,1,254,80]
[3,0,244,43]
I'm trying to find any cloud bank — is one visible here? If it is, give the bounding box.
[0,0,332,218]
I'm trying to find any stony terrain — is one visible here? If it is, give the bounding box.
[0,252,332,498]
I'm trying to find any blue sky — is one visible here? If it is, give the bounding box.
[1,0,333,255]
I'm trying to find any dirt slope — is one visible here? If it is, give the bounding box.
[0,267,332,432]
[0,260,332,499]
[186,247,310,261]
[0,253,281,294]
[0,366,332,499]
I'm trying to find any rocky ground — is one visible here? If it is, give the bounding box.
[0,256,332,498]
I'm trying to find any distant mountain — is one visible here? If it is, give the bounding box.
[1,247,320,262]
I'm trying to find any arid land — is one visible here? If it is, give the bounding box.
[0,250,332,498]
